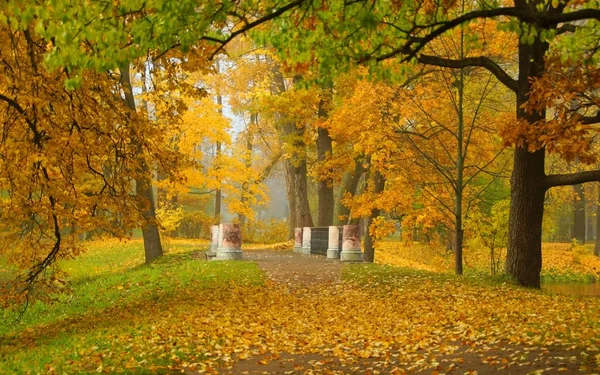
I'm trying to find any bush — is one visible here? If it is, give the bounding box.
[242,219,288,244]
[465,200,509,275]
[177,210,213,239]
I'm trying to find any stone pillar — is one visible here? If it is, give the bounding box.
[216,223,243,260]
[294,227,303,253]
[301,227,311,255]
[327,226,340,259]
[210,225,219,253]
[340,224,362,262]
[218,223,225,249]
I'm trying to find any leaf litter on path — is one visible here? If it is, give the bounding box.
[2,250,599,374]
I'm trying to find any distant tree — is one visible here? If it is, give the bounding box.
[265,0,600,287]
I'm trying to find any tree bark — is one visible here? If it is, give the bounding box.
[505,22,549,287]
[572,184,586,244]
[238,114,256,227]
[363,170,386,263]
[454,25,466,275]
[294,157,314,228]
[316,91,334,226]
[272,70,313,233]
[120,62,163,264]
[285,160,298,237]
[595,186,600,256]
[215,59,223,222]
[336,159,365,224]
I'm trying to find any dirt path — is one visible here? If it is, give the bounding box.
[218,250,597,375]
[243,251,342,287]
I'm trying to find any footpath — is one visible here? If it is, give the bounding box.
[217,250,594,375]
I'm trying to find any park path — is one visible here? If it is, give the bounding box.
[217,250,595,375]
[242,250,342,287]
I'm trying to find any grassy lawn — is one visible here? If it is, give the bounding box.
[1,239,263,374]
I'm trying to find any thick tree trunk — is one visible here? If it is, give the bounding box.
[120,62,163,264]
[572,184,586,244]
[294,159,314,228]
[506,149,546,287]
[316,127,334,226]
[336,160,365,224]
[363,171,385,263]
[505,25,549,287]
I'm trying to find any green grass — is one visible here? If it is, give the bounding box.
[1,239,264,373]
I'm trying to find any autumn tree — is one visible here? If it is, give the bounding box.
[387,13,514,274]
[0,25,177,306]
[0,0,306,307]
[263,0,600,287]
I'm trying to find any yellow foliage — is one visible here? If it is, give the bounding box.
[376,239,600,281]
[374,241,451,273]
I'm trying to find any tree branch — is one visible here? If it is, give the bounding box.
[418,55,518,92]
[543,9,600,26]
[544,170,600,189]
[207,0,308,58]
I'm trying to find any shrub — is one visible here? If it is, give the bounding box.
[242,219,288,244]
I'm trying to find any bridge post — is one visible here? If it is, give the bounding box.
[294,227,303,253]
[327,226,340,259]
[340,224,362,262]
[301,227,311,255]
[216,223,243,260]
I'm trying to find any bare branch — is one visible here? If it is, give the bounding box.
[207,0,308,58]
[544,170,600,189]
[418,55,517,92]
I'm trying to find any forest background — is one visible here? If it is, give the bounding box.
[1,0,600,308]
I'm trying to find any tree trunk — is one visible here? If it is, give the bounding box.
[505,27,549,288]
[454,30,465,275]
[119,62,163,264]
[316,92,334,226]
[294,158,314,228]
[363,170,385,263]
[285,160,298,237]
[572,184,586,244]
[137,175,164,263]
[215,59,223,222]
[595,186,600,256]
[336,159,365,224]
[238,115,256,227]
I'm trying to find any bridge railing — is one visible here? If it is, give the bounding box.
[293,225,362,262]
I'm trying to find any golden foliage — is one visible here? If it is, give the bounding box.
[376,239,600,281]
[0,26,181,304]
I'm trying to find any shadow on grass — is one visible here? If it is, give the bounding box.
[0,252,264,355]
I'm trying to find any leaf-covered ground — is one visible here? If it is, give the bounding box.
[375,240,600,282]
[1,239,600,374]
